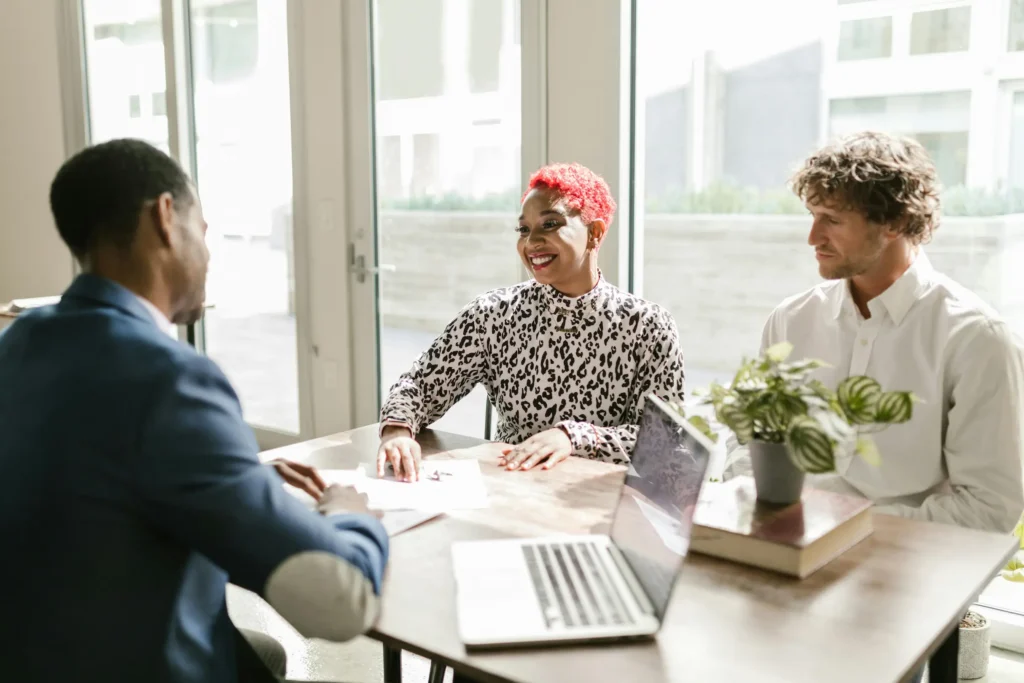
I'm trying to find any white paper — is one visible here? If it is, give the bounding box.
[301,467,443,535]
[379,510,443,536]
[357,460,489,512]
[319,466,369,488]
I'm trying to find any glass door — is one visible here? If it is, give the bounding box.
[187,0,302,438]
[80,0,307,445]
[356,0,526,437]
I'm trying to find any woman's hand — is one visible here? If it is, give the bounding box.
[499,428,573,471]
[377,425,422,482]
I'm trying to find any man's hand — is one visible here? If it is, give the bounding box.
[499,428,573,471]
[268,458,327,500]
[377,425,422,482]
[318,485,381,518]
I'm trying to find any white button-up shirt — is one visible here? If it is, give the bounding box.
[761,253,1024,532]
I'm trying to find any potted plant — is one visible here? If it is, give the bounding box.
[679,342,916,504]
[958,610,991,679]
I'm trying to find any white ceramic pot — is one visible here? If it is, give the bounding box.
[958,616,991,680]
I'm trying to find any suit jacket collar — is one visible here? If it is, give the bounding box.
[62,274,157,327]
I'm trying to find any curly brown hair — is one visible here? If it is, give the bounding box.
[791,131,942,244]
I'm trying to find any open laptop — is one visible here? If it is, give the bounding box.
[451,394,714,649]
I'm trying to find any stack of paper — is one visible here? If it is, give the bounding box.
[3,295,61,314]
[320,460,489,512]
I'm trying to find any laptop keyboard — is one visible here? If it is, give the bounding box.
[522,541,636,629]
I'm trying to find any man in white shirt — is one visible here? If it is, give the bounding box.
[756,131,1024,533]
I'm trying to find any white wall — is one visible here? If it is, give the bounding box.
[0,0,74,303]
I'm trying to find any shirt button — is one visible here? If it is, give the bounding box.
[860,339,868,346]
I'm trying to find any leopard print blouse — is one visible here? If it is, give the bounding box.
[379,276,686,464]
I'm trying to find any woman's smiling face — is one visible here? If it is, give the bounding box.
[517,185,601,294]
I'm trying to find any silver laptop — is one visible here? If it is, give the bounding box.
[451,395,714,649]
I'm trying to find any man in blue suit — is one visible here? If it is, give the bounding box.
[0,139,389,682]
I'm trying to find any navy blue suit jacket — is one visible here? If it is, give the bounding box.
[0,274,388,682]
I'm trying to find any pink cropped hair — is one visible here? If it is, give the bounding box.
[525,162,616,227]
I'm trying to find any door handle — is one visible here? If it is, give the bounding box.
[348,244,396,283]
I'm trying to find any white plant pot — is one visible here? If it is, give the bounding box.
[958,619,991,680]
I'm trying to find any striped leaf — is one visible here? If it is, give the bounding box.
[786,416,836,474]
[837,376,882,425]
[873,391,914,424]
[810,407,854,444]
[717,403,754,444]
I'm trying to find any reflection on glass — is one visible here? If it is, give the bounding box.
[910,7,971,56]
[82,0,168,151]
[838,17,893,61]
[635,0,1020,386]
[374,0,522,438]
[609,400,710,619]
[190,0,299,433]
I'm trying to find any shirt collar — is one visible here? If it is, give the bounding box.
[539,271,611,313]
[831,251,933,324]
[133,294,175,333]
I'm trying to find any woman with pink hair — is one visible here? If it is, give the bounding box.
[377,162,686,479]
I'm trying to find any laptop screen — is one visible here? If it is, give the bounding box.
[608,395,712,619]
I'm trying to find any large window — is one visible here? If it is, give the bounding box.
[910,6,971,56]
[838,17,893,61]
[81,0,301,438]
[373,0,521,438]
[635,0,1024,651]
[189,0,299,434]
[82,0,168,151]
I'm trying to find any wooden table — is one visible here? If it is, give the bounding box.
[262,426,1018,683]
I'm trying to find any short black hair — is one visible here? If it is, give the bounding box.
[49,138,192,257]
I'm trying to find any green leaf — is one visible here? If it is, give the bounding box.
[1001,550,1024,582]
[686,415,718,443]
[855,436,882,467]
[806,379,836,402]
[778,358,828,383]
[837,376,882,425]
[786,416,836,473]
[717,403,754,444]
[734,377,769,393]
[765,341,793,364]
[873,391,914,424]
